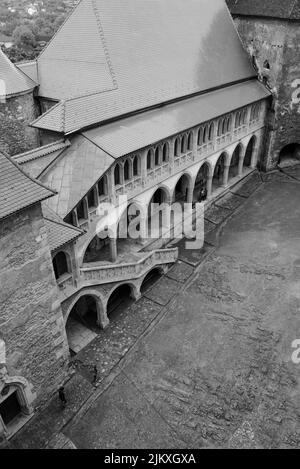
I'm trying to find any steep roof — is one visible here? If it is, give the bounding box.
[40,135,114,218]
[42,205,83,251]
[0,151,55,220]
[226,0,300,20]
[0,49,36,97]
[33,0,258,133]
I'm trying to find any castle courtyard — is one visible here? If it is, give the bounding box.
[10,167,300,449]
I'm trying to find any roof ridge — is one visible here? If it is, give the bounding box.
[43,214,83,234]
[14,139,68,158]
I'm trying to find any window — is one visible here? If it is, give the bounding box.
[53,251,69,279]
[235,112,241,128]
[124,159,130,181]
[162,143,169,162]
[155,147,160,166]
[147,150,153,169]
[209,123,214,141]
[133,155,139,176]
[77,199,87,220]
[114,163,121,185]
[197,128,202,146]
[222,118,227,135]
[87,188,96,208]
[181,135,187,154]
[98,176,107,196]
[226,116,232,133]
[174,137,180,157]
[203,126,208,143]
[217,119,223,137]
[187,132,193,151]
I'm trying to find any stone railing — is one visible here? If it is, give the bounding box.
[80,247,178,285]
[57,272,75,290]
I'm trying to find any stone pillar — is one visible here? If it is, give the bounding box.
[110,237,117,263]
[96,302,109,330]
[207,175,213,199]
[223,164,230,187]
[238,148,246,176]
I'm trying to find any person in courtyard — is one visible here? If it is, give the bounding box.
[58,386,67,408]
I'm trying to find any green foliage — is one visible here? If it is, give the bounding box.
[0,0,77,62]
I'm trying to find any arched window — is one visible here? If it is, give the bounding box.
[187,132,193,151]
[133,155,139,176]
[227,116,232,133]
[203,126,208,143]
[124,159,130,181]
[174,137,180,157]
[162,143,169,162]
[114,163,121,185]
[197,128,202,146]
[181,135,187,153]
[98,176,107,197]
[217,119,223,137]
[53,251,69,280]
[87,188,96,208]
[155,147,160,166]
[222,118,227,135]
[235,112,241,128]
[147,150,153,170]
[77,198,87,221]
[209,123,214,141]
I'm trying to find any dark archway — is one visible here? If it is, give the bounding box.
[229,145,241,180]
[148,188,169,237]
[107,285,134,320]
[66,295,100,355]
[83,235,111,263]
[174,175,190,204]
[193,163,210,202]
[213,153,226,191]
[141,268,163,294]
[244,136,256,169]
[279,144,300,167]
[53,251,69,279]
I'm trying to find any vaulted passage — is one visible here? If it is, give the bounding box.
[244,136,256,169]
[279,143,300,167]
[213,153,226,191]
[229,145,241,180]
[107,285,134,320]
[173,175,190,204]
[193,163,210,202]
[66,295,100,355]
[0,392,22,428]
[140,268,163,294]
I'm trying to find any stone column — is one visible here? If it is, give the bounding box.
[96,302,109,330]
[238,148,246,176]
[110,237,117,263]
[222,164,230,187]
[207,175,213,199]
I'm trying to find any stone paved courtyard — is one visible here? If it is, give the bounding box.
[10,168,300,449]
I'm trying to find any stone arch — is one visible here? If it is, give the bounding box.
[193,161,212,202]
[243,135,257,169]
[147,149,154,170]
[278,143,300,167]
[212,152,228,191]
[172,173,193,204]
[105,282,140,319]
[52,250,71,280]
[140,266,165,294]
[64,289,106,326]
[229,143,243,180]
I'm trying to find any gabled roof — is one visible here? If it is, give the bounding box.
[16,60,38,84]
[226,0,300,20]
[0,49,36,97]
[0,151,55,220]
[33,0,257,133]
[13,140,71,178]
[40,135,114,218]
[83,80,270,158]
[42,204,83,251]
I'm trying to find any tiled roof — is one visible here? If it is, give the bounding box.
[84,80,270,158]
[0,151,55,220]
[33,0,257,133]
[16,61,38,84]
[13,140,71,179]
[0,49,36,97]
[226,0,300,19]
[42,204,83,251]
[40,134,114,218]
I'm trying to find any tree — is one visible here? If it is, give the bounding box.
[12,25,36,49]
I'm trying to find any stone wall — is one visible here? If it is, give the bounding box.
[0,91,39,156]
[0,204,70,408]
[233,17,300,170]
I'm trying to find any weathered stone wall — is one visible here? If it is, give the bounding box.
[0,91,39,156]
[233,17,300,170]
[0,204,70,408]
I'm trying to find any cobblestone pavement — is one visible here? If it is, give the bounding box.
[9,168,300,449]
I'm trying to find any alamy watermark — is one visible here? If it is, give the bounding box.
[291,339,300,365]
